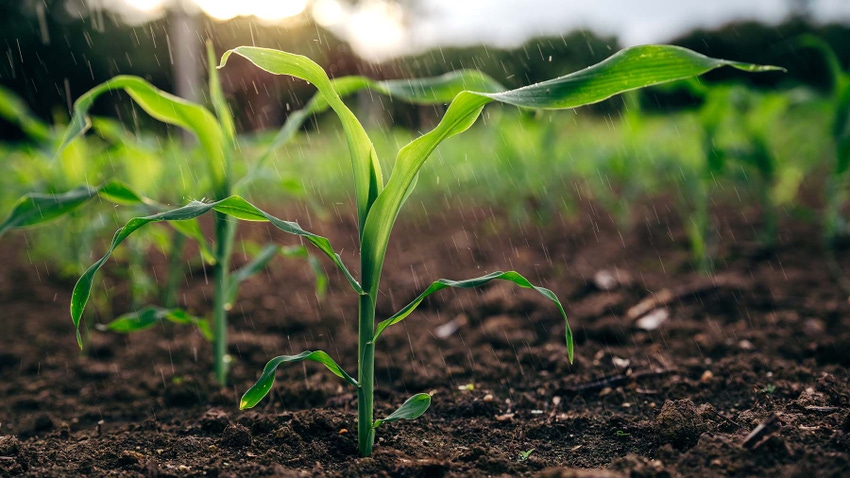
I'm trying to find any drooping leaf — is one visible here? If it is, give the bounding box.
[373,393,431,428]
[220,47,382,235]
[0,181,148,237]
[98,305,212,341]
[240,350,357,410]
[374,271,573,362]
[360,45,781,298]
[0,180,214,262]
[70,196,358,348]
[56,75,229,195]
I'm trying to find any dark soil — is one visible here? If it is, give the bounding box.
[1,196,849,477]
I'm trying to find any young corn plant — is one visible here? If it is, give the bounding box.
[795,36,850,246]
[34,44,775,456]
[683,81,737,273]
[0,44,327,385]
[218,46,775,457]
[732,89,800,250]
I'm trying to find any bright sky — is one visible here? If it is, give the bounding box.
[101,0,850,61]
[410,0,850,50]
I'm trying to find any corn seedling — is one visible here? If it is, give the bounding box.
[6,44,775,456]
[683,81,738,273]
[0,44,327,385]
[218,45,776,457]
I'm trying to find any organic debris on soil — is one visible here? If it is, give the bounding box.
[1,198,849,477]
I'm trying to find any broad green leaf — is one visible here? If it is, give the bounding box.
[221,47,382,234]
[240,350,357,409]
[372,393,431,428]
[98,305,212,341]
[0,181,149,237]
[0,186,99,236]
[374,271,573,362]
[57,75,229,195]
[225,243,280,308]
[361,45,781,298]
[0,181,214,263]
[70,196,358,347]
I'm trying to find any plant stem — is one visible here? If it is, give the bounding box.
[212,212,236,385]
[356,293,376,457]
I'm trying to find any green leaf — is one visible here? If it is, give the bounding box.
[0,180,214,263]
[98,305,212,341]
[56,75,229,195]
[373,393,432,428]
[374,271,573,363]
[360,44,780,302]
[240,350,357,409]
[221,47,382,234]
[70,196,358,348]
[0,181,149,237]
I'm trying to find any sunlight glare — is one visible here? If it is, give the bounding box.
[193,0,307,22]
[346,0,407,62]
[312,0,346,27]
[123,0,166,12]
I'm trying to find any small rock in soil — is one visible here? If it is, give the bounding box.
[221,423,252,449]
[655,399,706,449]
[635,308,669,331]
[592,268,632,291]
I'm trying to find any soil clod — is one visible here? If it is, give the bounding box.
[655,399,706,449]
[221,423,253,449]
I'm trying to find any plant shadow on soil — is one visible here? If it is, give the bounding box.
[1,194,849,477]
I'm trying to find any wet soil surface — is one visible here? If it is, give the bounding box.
[1,198,849,477]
